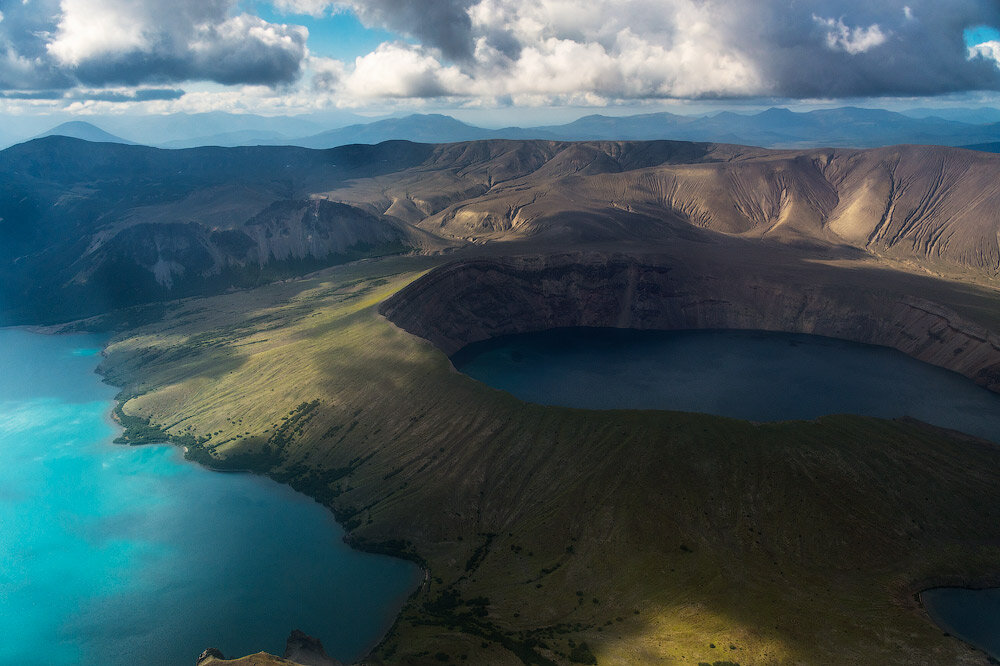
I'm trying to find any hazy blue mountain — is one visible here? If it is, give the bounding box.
[532,111,696,140]
[902,107,1000,125]
[41,106,997,151]
[35,121,136,145]
[274,107,1000,151]
[99,111,362,147]
[282,113,557,148]
[159,129,290,149]
[533,106,1000,148]
[13,106,1000,152]
[0,116,76,149]
[962,142,1000,153]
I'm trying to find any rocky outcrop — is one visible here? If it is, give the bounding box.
[195,631,341,666]
[282,629,341,666]
[380,252,1000,393]
[198,647,226,664]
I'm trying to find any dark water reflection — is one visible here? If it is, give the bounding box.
[921,588,1000,661]
[454,328,1000,443]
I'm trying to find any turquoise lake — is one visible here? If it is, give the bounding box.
[0,328,420,666]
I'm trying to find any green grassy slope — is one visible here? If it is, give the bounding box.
[99,255,1000,665]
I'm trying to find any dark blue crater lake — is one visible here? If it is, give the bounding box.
[453,328,1000,443]
[455,327,1000,660]
[921,588,1000,661]
[0,329,419,666]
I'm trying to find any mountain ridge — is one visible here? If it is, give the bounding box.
[230,107,1000,150]
[3,136,1000,326]
[34,120,136,145]
[11,106,1000,153]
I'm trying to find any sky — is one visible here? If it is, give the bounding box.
[2,0,1000,124]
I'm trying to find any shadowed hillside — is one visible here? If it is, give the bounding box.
[0,137,439,324]
[34,120,136,145]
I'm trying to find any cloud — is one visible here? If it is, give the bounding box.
[82,87,186,102]
[268,0,475,60]
[0,89,67,100]
[0,0,309,93]
[315,0,1000,100]
[47,0,308,86]
[970,40,1000,69]
[0,86,185,101]
[348,0,474,61]
[309,55,345,91]
[4,0,1000,109]
[813,15,889,55]
[270,0,337,17]
[341,43,473,97]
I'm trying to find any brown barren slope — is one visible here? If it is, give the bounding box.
[330,142,1000,282]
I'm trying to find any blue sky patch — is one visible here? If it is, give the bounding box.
[965,25,1000,48]
[245,3,402,61]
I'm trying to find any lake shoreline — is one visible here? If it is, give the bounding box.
[0,327,421,665]
[16,319,1000,665]
[916,583,1000,663]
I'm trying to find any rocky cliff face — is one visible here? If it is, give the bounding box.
[73,199,410,291]
[381,252,1000,393]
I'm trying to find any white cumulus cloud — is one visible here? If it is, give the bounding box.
[342,43,473,98]
[308,0,1000,102]
[969,40,1000,68]
[47,0,150,65]
[4,0,1000,110]
[44,0,308,86]
[813,15,889,55]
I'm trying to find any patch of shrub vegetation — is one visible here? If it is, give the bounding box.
[568,642,597,664]
[465,533,496,572]
[112,403,172,445]
[267,400,320,449]
[412,587,557,666]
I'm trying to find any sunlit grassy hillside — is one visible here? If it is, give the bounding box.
[100,254,1000,665]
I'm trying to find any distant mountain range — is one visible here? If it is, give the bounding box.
[528,107,1000,148]
[0,110,366,150]
[4,134,1000,326]
[32,106,1000,152]
[279,113,557,149]
[964,142,1000,153]
[901,106,1000,124]
[34,121,135,145]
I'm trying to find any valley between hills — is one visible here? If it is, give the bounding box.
[12,136,1000,664]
